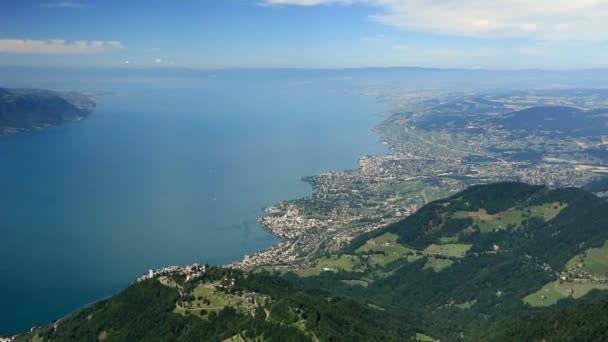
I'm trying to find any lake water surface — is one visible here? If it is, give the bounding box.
[0,77,388,333]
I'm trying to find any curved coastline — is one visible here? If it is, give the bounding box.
[224,102,395,271]
[1,84,392,335]
[148,97,394,276]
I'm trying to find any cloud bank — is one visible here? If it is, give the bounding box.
[0,39,121,54]
[264,0,608,40]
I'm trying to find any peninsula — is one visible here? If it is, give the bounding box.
[0,88,96,135]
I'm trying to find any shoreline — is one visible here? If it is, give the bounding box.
[225,100,397,271]
[144,96,396,275]
[8,86,608,338]
[14,87,605,335]
[224,153,402,271]
[222,94,397,271]
[3,89,390,336]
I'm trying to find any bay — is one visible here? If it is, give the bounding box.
[0,76,388,333]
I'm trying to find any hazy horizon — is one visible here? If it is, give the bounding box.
[3,1,608,69]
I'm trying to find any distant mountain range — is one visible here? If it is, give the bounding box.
[10,182,608,341]
[0,88,96,135]
[5,66,608,91]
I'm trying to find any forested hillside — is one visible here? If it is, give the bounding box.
[481,298,608,341]
[13,182,608,341]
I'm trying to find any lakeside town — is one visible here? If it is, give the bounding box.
[4,89,608,342]
[136,263,208,283]
[83,89,608,278]
[228,89,608,272]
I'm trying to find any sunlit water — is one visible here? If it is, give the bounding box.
[0,78,387,333]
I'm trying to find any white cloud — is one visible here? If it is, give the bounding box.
[154,58,163,63]
[41,2,87,9]
[0,39,122,54]
[263,0,608,41]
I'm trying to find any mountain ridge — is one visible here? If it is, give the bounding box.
[9,182,608,341]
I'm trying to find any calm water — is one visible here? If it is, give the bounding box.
[0,78,387,333]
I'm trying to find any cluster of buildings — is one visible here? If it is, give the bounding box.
[136,263,207,283]
[240,292,268,316]
[560,262,608,284]
[232,154,592,271]
[230,90,606,273]
[258,205,323,239]
[227,240,297,271]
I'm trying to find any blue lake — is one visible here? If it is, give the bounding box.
[0,77,388,333]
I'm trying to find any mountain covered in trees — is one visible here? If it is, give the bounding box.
[11,182,608,341]
[0,88,96,134]
[479,297,608,341]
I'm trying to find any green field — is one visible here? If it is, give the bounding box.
[376,180,427,198]
[415,333,436,341]
[583,241,608,275]
[300,233,471,279]
[366,244,412,255]
[355,233,469,273]
[455,300,477,309]
[368,253,404,267]
[566,241,608,276]
[298,240,419,280]
[424,257,454,272]
[424,243,471,257]
[373,232,399,244]
[223,335,246,342]
[439,236,459,243]
[252,265,276,274]
[316,255,364,271]
[356,232,413,256]
[358,232,472,258]
[453,202,567,233]
[342,279,369,287]
[175,283,242,315]
[296,255,366,277]
[524,280,608,307]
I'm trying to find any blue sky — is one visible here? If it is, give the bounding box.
[1,0,608,69]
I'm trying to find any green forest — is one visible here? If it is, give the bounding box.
[14,182,608,341]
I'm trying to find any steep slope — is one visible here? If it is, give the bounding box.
[14,268,417,342]
[11,183,608,341]
[481,298,608,341]
[293,182,608,339]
